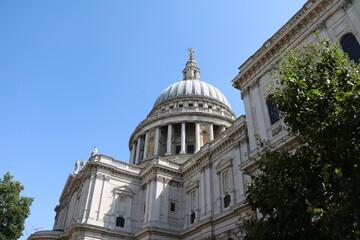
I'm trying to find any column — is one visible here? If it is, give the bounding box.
[209,123,214,141]
[143,131,149,160]
[154,127,160,156]
[130,145,135,164]
[180,122,186,154]
[221,125,226,132]
[165,124,172,155]
[135,137,141,164]
[195,122,200,152]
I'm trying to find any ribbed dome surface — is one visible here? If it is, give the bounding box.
[153,80,231,109]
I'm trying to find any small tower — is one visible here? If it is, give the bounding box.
[182,48,200,80]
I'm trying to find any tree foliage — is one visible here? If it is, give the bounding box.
[0,172,34,240]
[243,39,360,239]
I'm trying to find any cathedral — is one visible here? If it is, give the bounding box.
[29,0,360,239]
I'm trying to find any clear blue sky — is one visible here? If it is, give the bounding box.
[0,1,307,239]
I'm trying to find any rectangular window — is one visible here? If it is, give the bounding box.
[198,103,203,108]
[188,103,193,107]
[179,103,183,108]
[187,145,194,153]
[176,145,181,154]
[224,195,231,208]
[170,202,176,212]
[116,216,125,228]
[266,95,280,125]
[190,212,196,224]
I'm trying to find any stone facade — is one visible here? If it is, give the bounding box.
[29,0,360,239]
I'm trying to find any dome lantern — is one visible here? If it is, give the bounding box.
[182,48,200,81]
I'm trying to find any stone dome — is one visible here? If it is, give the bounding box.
[152,49,232,111]
[129,49,236,165]
[153,80,231,109]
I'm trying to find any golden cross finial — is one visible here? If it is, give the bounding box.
[188,48,194,59]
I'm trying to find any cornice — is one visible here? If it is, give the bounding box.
[90,161,142,181]
[239,134,298,175]
[149,96,235,118]
[134,226,181,239]
[232,0,341,91]
[180,201,249,239]
[140,165,182,184]
[58,164,95,205]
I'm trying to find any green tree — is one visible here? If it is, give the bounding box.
[0,172,34,240]
[243,39,360,239]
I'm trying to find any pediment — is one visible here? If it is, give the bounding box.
[114,185,134,197]
[216,156,233,173]
[59,174,76,201]
[185,179,199,192]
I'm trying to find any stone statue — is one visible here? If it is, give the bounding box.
[80,159,86,169]
[73,160,80,174]
[91,146,98,156]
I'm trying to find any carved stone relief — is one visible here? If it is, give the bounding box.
[96,173,110,182]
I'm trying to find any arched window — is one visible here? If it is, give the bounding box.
[340,33,360,63]
[116,216,125,228]
[266,95,280,125]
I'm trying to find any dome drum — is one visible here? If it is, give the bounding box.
[149,97,235,120]
[129,120,231,165]
[130,110,235,146]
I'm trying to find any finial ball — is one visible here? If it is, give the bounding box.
[188,48,194,58]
